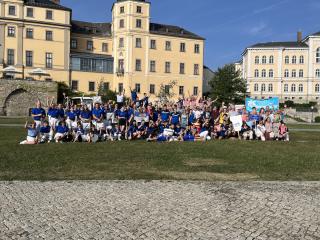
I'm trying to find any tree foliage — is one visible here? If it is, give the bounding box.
[156,80,177,104]
[98,82,117,102]
[209,64,247,104]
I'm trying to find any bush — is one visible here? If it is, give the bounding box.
[315,116,320,123]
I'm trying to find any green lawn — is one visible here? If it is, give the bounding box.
[0,126,319,181]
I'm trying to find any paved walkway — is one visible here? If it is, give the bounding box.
[0,181,319,240]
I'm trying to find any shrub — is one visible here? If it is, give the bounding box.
[315,116,320,123]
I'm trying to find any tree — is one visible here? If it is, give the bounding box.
[97,81,117,102]
[156,80,177,104]
[209,64,246,105]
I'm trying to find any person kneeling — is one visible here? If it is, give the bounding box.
[54,121,69,143]
[20,122,38,145]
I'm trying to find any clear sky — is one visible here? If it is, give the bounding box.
[61,0,320,71]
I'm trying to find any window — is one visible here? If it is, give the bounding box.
[119,19,125,28]
[179,86,184,95]
[284,69,289,78]
[137,6,142,13]
[269,69,274,78]
[103,82,110,91]
[262,56,267,64]
[299,55,304,64]
[26,51,33,67]
[165,85,170,94]
[269,56,274,64]
[284,84,288,92]
[165,41,171,51]
[71,39,77,49]
[255,56,259,64]
[149,84,155,94]
[291,84,296,92]
[136,38,142,48]
[316,69,320,78]
[102,43,108,52]
[150,60,156,72]
[194,64,199,75]
[292,69,296,78]
[118,59,124,72]
[261,69,266,78]
[45,53,53,68]
[26,28,33,39]
[118,83,123,93]
[261,84,266,92]
[88,81,95,92]
[285,56,289,64]
[292,56,297,64]
[315,84,320,92]
[317,48,320,63]
[119,38,124,48]
[180,63,185,74]
[254,83,259,92]
[193,87,199,96]
[46,30,53,41]
[298,84,303,92]
[180,43,186,52]
[268,84,273,92]
[7,49,14,65]
[254,69,259,78]
[299,69,304,78]
[150,39,156,49]
[120,6,125,14]
[71,80,78,91]
[8,26,15,37]
[165,62,171,73]
[135,59,141,71]
[8,6,16,16]
[46,10,53,20]
[87,40,93,51]
[194,44,200,54]
[26,8,33,18]
[136,19,142,28]
[135,83,141,93]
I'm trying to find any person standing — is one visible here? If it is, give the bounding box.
[31,100,46,130]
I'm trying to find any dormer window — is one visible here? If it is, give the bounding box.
[137,6,142,13]
[8,6,16,16]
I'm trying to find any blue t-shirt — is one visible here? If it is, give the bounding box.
[92,108,104,119]
[55,125,69,134]
[249,114,260,123]
[127,108,134,120]
[161,110,170,122]
[40,126,50,134]
[188,113,195,125]
[118,110,127,118]
[80,110,92,120]
[48,108,59,118]
[131,91,137,102]
[171,112,180,125]
[31,108,46,121]
[57,109,65,119]
[27,128,38,137]
[66,111,77,121]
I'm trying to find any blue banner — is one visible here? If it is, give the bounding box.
[245,97,279,112]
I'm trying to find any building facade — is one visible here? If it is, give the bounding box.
[0,0,205,100]
[238,32,320,103]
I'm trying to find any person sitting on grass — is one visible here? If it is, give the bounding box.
[241,122,253,140]
[54,121,69,143]
[20,121,38,145]
[39,120,51,144]
[279,121,289,141]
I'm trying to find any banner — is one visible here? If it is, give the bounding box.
[230,115,243,132]
[245,97,279,112]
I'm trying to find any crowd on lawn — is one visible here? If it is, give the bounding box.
[20,91,290,144]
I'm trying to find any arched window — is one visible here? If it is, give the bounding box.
[255,56,260,64]
[254,69,259,77]
[316,48,320,63]
[292,56,297,64]
[285,56,289,64]
[291,84,296,92]
[268,84,273,92]
[261,84,266,92]
[262,56,267,64]
[254,83,259,92]
[261,69,266,78]
[298,84,303,92]
[269,69,274,78]
[299,55,304,64]
[269,56,274,64]
[316,69,320,78]
[299,69,304,78]
[292,69,297,78]
[284,69,289,78]
[284,84,288,92]
[315,84,320,92]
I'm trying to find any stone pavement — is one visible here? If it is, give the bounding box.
[0,181,319,240]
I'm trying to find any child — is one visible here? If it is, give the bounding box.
[39,121,51,143]
[20,122,38,145]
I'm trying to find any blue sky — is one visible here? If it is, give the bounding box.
[61,0,320,70]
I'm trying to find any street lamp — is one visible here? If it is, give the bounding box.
[311,106,314,123]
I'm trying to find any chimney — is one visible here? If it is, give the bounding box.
[51,0,60,4]
[297,31,302,42]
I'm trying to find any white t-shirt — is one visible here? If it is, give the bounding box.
[117,94,124,103]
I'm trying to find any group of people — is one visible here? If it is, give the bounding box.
[20,93,290,145]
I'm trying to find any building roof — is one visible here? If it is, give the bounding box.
[71,20,205,40]
[24,0,72,11]
[248,41,308,48]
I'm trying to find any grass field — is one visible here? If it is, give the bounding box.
[0,126,320,181]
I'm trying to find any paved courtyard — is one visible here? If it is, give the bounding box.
[0,181,319,240]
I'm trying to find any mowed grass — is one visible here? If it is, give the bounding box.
[0,126,320,181]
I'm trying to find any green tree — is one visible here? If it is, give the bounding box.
[98,82,117,102]
[209,64,247,104]
[156,80,177,104]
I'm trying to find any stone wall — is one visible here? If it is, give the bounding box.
[0,79,57,116]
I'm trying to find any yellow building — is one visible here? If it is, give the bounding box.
[239,32,320,103]
[0,0,205,101]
